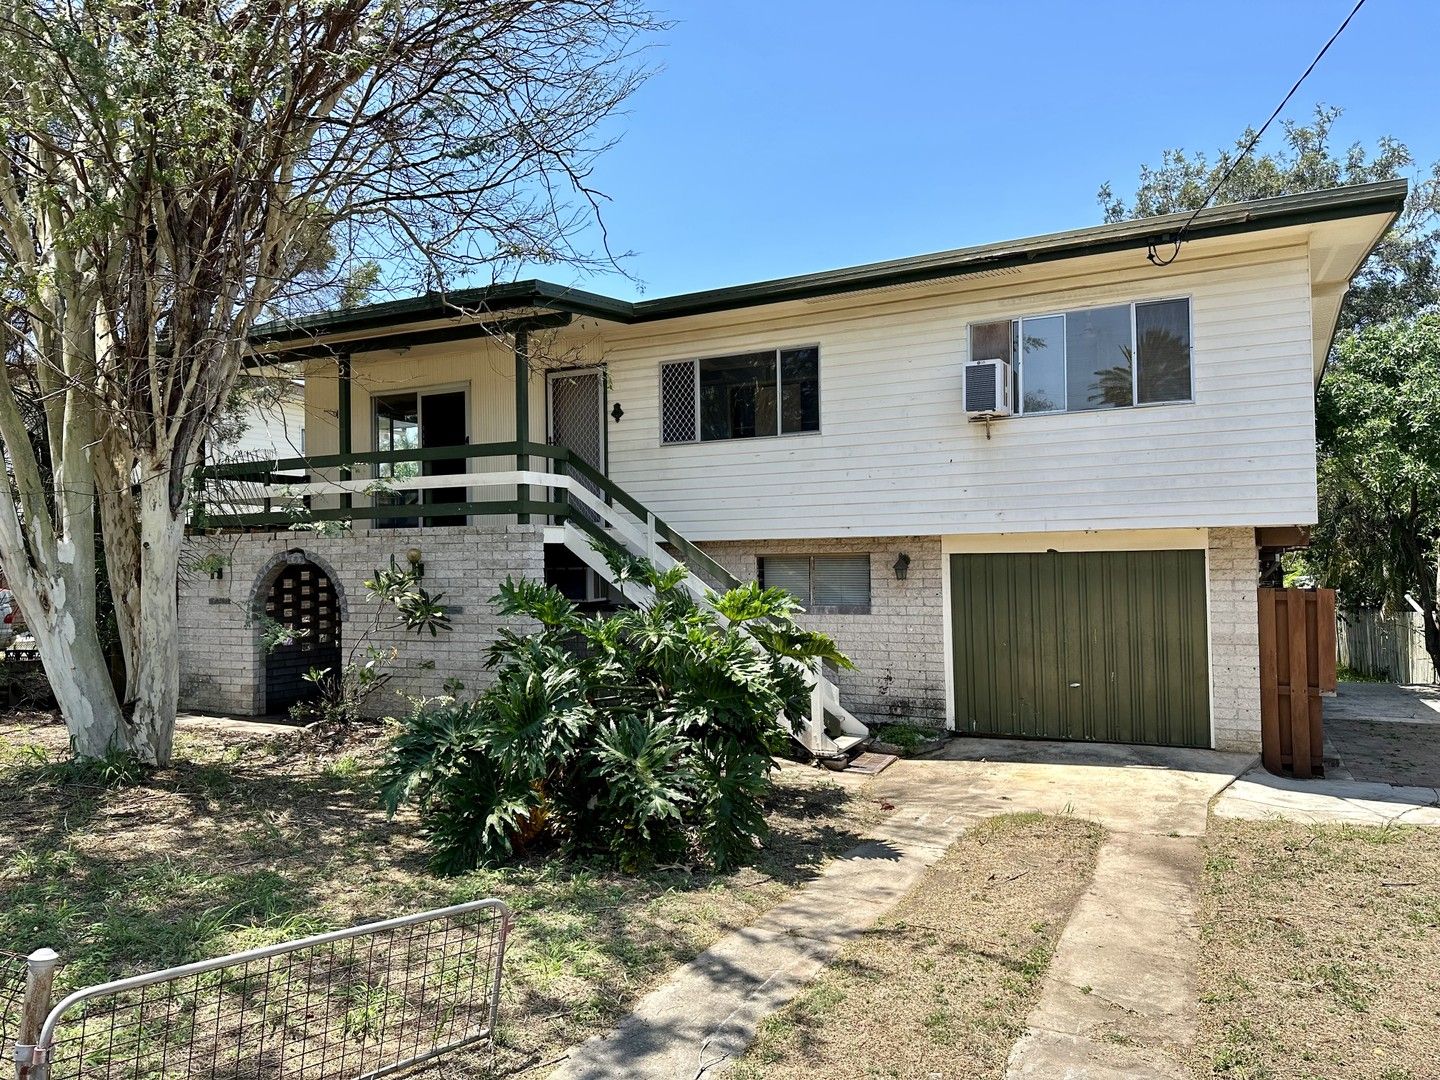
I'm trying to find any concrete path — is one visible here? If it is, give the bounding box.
[873,740,1250,1080]
[549,740,1250,1080]
[1214,767,1440,826]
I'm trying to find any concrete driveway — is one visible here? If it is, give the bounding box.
[553,737,1251,1080]
[872,739,1252,1080]
[1325,682,1440,786]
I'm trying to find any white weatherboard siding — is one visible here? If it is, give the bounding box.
[299,238,1318,542]
[598,243,1316,541]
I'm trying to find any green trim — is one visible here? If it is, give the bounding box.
[197,440,565,480]
[515,327,531,525]
[248,181,1407,354]
[201,499,565,529]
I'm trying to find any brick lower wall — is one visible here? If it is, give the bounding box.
[178,525,544,717]
[698,537,948,728]
[1207,526,1263,753]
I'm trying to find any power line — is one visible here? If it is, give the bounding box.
[1148,0,1369,267]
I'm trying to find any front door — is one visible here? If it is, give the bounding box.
[420,390,468,526]
[548,369,606,518]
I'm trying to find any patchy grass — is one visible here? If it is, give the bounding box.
[730,813,1104,1080]
[0,713,881,1077]
[872,723,944,754]
[1192,817,1440,1080]
[1336,665,1390,684]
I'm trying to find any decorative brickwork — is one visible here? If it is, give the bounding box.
[178,525,544,717]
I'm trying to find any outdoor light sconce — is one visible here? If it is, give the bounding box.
[611,402,624,422]
[406,546,425,579]
[893,552,911,581]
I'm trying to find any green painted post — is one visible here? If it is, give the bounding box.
[514,327,529,524]
[337,354,353,511]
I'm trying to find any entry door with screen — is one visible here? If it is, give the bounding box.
[548,369,606,521]
[373,388,468,528]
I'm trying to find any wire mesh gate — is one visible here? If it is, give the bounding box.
[8,899,510,1080]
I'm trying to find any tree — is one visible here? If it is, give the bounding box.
[1312,317,1440,673]
[0,0,658,763]
[1098,105,1440,330]
[1100,105,1440,672]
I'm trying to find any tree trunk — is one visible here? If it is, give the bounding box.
[123,466,187,765]
[16,566,125,757]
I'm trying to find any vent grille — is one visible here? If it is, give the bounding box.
[965,362,1000,413]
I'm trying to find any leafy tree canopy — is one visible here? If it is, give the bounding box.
[1098,105,1440,331]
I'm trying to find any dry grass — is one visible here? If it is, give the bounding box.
[0,713,881,1077]
[1193,817,1440,1080]
[730,812,1105,1080]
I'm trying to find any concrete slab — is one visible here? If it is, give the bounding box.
[1324,682,1440,724]
[549,738,1251,1080]
[1213,767,1440,826]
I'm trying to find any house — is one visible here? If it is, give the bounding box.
[178,180,1404,754]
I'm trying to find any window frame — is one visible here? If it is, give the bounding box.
[969,295,1194,418]
[759,552,871,615]
[658,344,823,446]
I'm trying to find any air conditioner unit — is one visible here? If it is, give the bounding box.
[964,358,1014,418]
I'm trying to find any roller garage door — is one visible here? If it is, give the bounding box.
[950,550,1210,747]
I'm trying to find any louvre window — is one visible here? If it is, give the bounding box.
[760,554,870,613]
[969,297,1191,415]
[660,347,820,444]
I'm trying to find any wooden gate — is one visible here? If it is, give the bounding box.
[1257,587,1337,778]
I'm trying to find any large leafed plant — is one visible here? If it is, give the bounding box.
[380,555,851,873]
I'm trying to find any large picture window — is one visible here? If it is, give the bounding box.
[969,298,1192,415]
[660,347,820,444]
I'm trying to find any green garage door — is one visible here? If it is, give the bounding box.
[950,550,1210,747]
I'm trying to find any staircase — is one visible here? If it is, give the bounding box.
[551,454,871,762]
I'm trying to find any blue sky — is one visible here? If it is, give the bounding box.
[552,0,1439,300]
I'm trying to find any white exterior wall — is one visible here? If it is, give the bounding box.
[301,240,1318,543]
[597,243,1317,540]
[178,525,543,717]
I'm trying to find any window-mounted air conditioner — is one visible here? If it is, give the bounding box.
[964,358,1013,418]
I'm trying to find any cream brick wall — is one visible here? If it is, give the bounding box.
[178,525,544,717]
[1207,526,1263,752]
[698,537,948,728]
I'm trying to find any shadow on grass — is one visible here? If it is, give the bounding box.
[0,724,870,1077]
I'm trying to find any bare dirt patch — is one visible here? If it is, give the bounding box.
[730,813,1104,1080]
[0,714,881,1077]
[1193,817,1440,1080]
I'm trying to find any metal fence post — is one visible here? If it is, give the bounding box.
[13,948,57,1080]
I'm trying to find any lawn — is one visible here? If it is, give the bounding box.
[1193,817,1440,1080]
[729,813,1105,1080]
[0,713,880,1077]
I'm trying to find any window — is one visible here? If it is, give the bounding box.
[373,392,421,527]
[969,298,1191,416]
[760,554,871,613]
[660,347,820,444]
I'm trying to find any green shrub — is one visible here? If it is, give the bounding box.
[379,553,850,874]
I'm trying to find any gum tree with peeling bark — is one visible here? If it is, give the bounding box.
[0,0,656,763]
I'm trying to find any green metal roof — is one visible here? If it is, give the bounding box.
[251,179,1407,348]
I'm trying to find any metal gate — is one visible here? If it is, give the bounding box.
[264,560,341,715]
[8,899,510,1080]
